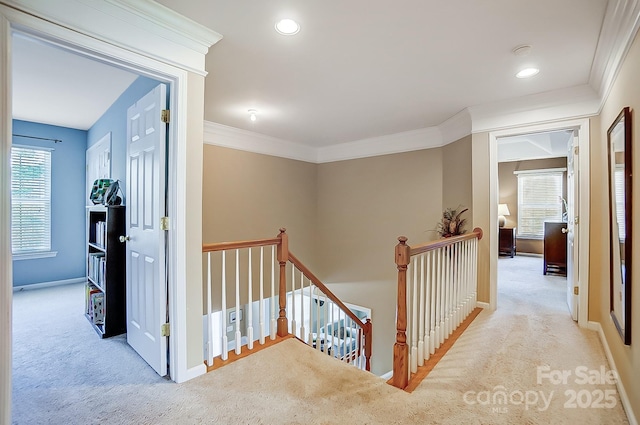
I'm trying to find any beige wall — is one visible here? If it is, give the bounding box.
[498,157,568,255]
[591,29,640,419]
[443,135,473,219]
[316,148,445,374]
[471,132,491,303]
[202,145,318,264]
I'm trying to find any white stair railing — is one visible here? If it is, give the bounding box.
[392,228,483,389]
[202,229,372,371]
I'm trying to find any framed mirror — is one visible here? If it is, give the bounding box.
[607,107,632,345]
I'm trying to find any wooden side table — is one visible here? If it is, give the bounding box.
[498,227,516,258]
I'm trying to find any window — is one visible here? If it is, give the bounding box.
[11,146,52,256]
[516,169,564,239]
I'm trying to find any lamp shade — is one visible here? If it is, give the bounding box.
[498,203,511,216]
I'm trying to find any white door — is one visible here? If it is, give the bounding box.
[124,84,168,376]
[566,132,579,321]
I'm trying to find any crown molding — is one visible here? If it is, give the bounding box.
[469,84,600,133]
[438,109,472,144]
[316,126,443,163]
[203,121,317,163]
[589,0,640,105]
[2,0,222,75]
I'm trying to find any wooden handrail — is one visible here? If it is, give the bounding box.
[288,252,366,328]
[202,237,281,253]
[409,227,483,257]
[289,251,372,371]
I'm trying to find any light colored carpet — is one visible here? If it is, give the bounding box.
[11,256,630,424]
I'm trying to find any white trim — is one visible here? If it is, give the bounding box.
[0,12,12,425]
[590,0,640,107]
[489,118,590,327]
[204,121,317,163]
[1,0,221,76]
[380,370,393,380]
[589,321,638,425]
[513,167,566,175]
[12,276,84,291]
[476,301,491,309]
[183,363,207,382]
[317,126,443,163]
[12,250,57,260]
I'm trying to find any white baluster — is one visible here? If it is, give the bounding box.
[291,264,297,337]
[247,248,254,350]
[424,251,431,361]
[439,246,446,346]
[270,245,276,340]
[308,283,314,344]
[259,247,265,345]
[234,249,242,355]
[221,250,228,360]
[429,250,436,355]
[206,252,213,367]
[299,272,306,343]
[418,254,425,366]
[324,295,330,357]
[434,249,441,350]
[411,260,418,374]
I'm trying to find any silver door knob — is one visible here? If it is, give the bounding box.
[119,235,131,242]
[561,227,568,234]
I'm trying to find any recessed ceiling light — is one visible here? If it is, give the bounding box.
[275,19,300,35]
[516,68,539,79]
[248,109,258,122]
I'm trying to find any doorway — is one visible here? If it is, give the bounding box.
[10,32,169,373]
[488,119,590,327]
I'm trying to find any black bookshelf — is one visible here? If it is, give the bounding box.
[85,205,126,338]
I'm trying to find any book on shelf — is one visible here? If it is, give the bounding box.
[88,252,106,286]
[94,221,106,247]
[91,291,105,325]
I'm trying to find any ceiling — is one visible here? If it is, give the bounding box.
[11,0,620,152]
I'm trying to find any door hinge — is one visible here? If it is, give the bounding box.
[160,216,169,231]
[574,216,579,225]
[161,323,170,337]
[161,110,170,123]
[574,286,579,296]
[574,146,579,155]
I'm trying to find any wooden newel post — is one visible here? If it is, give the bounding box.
[277,228,289,337]
[393,236,410,389]
[364,319,372,372]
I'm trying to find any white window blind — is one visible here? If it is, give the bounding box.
[614,167,626,241]
[516,169,563,239]
[11,146,52,254]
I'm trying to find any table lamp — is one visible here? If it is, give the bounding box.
[498,203,510,228]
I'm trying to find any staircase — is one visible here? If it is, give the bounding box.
[202,229,372,372]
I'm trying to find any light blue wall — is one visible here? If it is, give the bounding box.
[87,75,163,202]
[12,120,87,286]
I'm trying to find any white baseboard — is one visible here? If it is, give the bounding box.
[13,277,85,292]
[175,363,207,384]
[380,370,393,380]
[476,301,491,309]
[589,321,638,425]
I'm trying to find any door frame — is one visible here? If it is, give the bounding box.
[488,118,591,327]
[1,3,217,417]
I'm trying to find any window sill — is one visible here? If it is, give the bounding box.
[516,236,543,241]
[12,251,58,261]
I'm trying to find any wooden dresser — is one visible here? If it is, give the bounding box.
[543,222,567,276]
[498,227,516,257]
